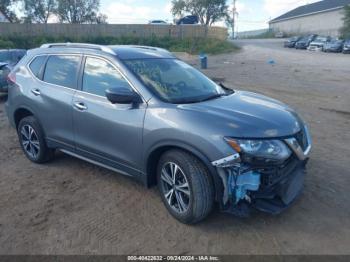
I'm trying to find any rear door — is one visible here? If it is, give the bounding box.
[72,56,146,177]
[28,54,81,150]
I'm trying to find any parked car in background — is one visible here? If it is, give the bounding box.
[148,20,169,25]
[307,36,331,51]
[323,39,344,53]
[275,31,284,38]
[176,15,198,25]
[0,49,26,66]
[343,39,350,54]
[284,36,302,48]
[295,34,318,49]
[0,49,27,94]
[0,63,11,94]
[5,43,311,223]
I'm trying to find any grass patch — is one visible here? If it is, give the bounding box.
[0,35,238,55]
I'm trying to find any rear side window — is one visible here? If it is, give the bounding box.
[82,57,132,97]
[29,56,47,79]
[43,55,80,89]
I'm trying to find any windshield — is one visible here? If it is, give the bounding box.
[330,40,343,44]
[315,36,328,42]
[124,58,228,103]
[0,51,10,62]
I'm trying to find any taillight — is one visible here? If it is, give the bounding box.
[7,72,16,84]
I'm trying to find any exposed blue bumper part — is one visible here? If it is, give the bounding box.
[217,158,307,217]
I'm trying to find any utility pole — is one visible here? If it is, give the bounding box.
[232,0,237,38]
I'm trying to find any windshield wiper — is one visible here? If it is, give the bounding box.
[199,93,225,102]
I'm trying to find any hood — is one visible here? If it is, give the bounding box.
[297,39,309,43]
[296,41,309,46]
[326,42,342,48]
[179,91,302,138]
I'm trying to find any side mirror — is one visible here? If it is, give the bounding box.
[105,87,142,104]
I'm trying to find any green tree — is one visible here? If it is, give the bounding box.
[171,0,229,26]
[340,5,350,39]
[56,0,106,24]
[23,0,57,23]
[0,0,19,22]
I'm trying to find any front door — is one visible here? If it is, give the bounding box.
[73,56,146,177]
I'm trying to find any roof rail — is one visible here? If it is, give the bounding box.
[40,43,116,55]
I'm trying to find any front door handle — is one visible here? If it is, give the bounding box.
[31,89,41,96]
[73,102,88,111]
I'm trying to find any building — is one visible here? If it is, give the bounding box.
[0,10,11,23]
[269,0,350,37]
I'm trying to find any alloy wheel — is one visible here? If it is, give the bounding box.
[161,162,191,213]
[20,124,40,159]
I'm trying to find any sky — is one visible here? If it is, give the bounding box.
[11,0,321,32]
[100,0,320,32]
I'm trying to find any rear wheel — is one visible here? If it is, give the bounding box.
[17,116,54,163]
[157,150,214,224]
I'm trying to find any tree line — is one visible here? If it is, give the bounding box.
[341,5,350,39]
[0,0,233,26]
[0,0,107,24]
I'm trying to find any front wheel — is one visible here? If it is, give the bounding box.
[157,150,214,224]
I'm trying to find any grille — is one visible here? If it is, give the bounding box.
[252,157,298,189]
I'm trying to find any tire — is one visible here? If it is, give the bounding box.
[17,116,54,163]
[157,149,214,224]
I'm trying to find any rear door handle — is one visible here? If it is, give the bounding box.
[74,102,88,111]
[31,89,41,96]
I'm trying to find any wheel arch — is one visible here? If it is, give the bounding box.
[145,141,223,201]
[14,107,35,128]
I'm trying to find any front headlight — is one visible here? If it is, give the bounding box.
[225,137,292,161]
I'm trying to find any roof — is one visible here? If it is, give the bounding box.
[110,45,175,59]
[270,0,350,23]
[38,43,175,59]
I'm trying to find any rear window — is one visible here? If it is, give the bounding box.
[43,55,80,89]
[29,55,47,79]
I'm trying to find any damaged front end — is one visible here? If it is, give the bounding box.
[212,127,311,217]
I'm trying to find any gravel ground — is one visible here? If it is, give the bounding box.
[0,39,349,255]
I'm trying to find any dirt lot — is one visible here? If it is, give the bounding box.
[0,39,349,255]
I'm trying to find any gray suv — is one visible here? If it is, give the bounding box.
[5,43,312,224]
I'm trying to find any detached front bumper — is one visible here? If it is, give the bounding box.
[212,128,311,217]
[250,158,306,214]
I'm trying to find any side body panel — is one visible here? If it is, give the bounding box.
[72,91,147,179]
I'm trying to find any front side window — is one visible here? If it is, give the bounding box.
[82,57,132,97]
[124,58,226,103]
[43,55,80,89]
[29,56,47,79]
